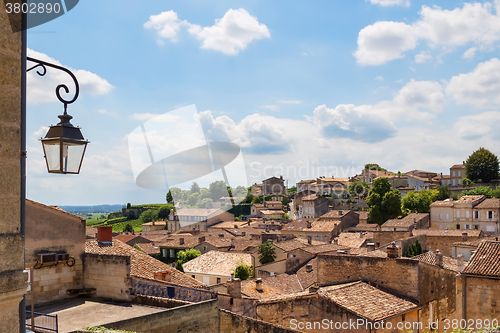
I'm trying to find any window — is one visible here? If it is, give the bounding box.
[192,275,195,278]
[465,224,471,230]
[457,224,461,229]
[466,211,470,218]
[162,249,167,257]
[439,225,443,229]
[488,211,494,219]
[169,249,174,258]
[458,179,461,185]
[453,179,456,186]
[217,278,221,284]
[439,213,442,220]
[203,246,207,252]
[458,170,461,176]
[474,225,479,229]
[474,211,479,219]
[456,211,460,218]
[446,213,449,220]
[452,171,456,177]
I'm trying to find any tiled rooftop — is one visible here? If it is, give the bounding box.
[462,241,500,277]
[450,164,465,169]
[411,252,460,272]
[474,198,500,209]
[430,200,454,207]
[135,242,160,255]
[141,220,166,226]
[27,199,82,221]
[412,229,482,237]
[301,243,349,254]
[176,208,224,217]
[85,239,204,289]
[319,210,350,219]
[296,258,317,289]
[382,213,429,228]
[359,250,388,258]
[241,274,304,300]
[183,251,252,277]
[318,281,418,321]
[273,239,307,252]
[456,195,485,204]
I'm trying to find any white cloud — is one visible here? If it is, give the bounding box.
[375,76,384,81]
[278,100,302,104]
[354,21,418,66]
[129,113,180,122]
[260,105,280,112]
[368,0,410,7]
[454,111,500,140]
[27,49,113,104]
[446,58,500,108]
[144,10,185,43]
[187,9,270,55]
[97,109,118,117]
[462,47,476,59]
[145,9,270,55]
[415,50,432,63]
[354,1,500,65]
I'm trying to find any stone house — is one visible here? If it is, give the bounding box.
[412,229,483,257]
[156,234,202,263]
[298,194,329,218]
[262,176,286,196]
[85,227,206,301]
[318,209,360,230]
[451,236,499,261]
[460,241,500,322]
[142,220,167,232]
[25,200,86,305]
[113,234,151,247]
[166,208,234,231]
[281,219,341,243]
[296,179,316,192]
[430,195,500,233]
[352,169,395,185]
[450,163,465,186]
[251,183,263,196]
[183,251,252,286]
[381,213,430,231]
[250,201,284,219]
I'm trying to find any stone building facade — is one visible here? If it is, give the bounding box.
[0,4,27,331]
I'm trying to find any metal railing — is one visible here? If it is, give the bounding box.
[131,282,217,302]
[26,311,58,333]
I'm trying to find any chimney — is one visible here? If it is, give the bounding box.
[366,243,375,252]
[339,210,342,215]
[198,236,205,243]
[307,236,312,245]
[387,241,399,258]
[306,264,313,272]
[462,233,468,242]
[435,250,443,267]
[97,226,113,242]
[241,232,246,237]
[180,238,184,245]
[307,221,312,229]
[280,175,283,180]
[231,239,235,248]
[333,239,338,245]
[234,225,238,229]
[256,278,263,292]
[457,254,464,272]
[153,270,172,282]
[152,220,155,226]
[226,278,242,298]
[413,218,417,230]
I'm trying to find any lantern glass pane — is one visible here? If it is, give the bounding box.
[42,141,61,172]
[62,142,86,173]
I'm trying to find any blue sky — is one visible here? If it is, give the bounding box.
[26,0,500,205]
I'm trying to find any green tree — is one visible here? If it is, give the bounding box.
[227,186,233,198]
[461,186,494,198]
[233,186,248,198]
[177,248,201,264]
[348,181,369,198]
[123,223,134,233]
[492,188,500,198]
[234,260,253,280]
[366,178,402,225]
[200,198,213,208]
[209,180,228,201]
[175,261,184,272]
[401,190,438,214]
[187,192,201,206]
[258,241,277,265]
[200,188,211,200]
[251,196,262,204]
[406,239,423,257]
[140,209,158,223]
[157,205,174,220]
[463,178,473,185]
[287,186,297,194]
[436,186,453,201]
[364,163,387,172]
[465,148,500,183]
[126,203,131,208]
[190,182,200,194]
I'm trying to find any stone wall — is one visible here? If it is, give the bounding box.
[104,299,220,333]
[317,255,420,301]
[463,276,500,322]
[0,1,26,331]
[373,230,412,247]
[425,235,480,257]
[220,308,298,333]
[83,253,131,301]
[218,294,256,318]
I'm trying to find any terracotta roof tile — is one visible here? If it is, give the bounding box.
[359,250,388,258]
[430,200,454,207]
[451,164,465,169]
[411,252,460,272]
[412,229,482,237]
[382,213,429,228]
[462,241,500,277]
[318,281,418,321]
[319,210,351,219]
[135,242,161,255]
[456,195,485,203]
[301,243,349,254]
[183,251,252,277]
[241,274,304,300]
[85,239,204,289]
[474,198,500,209]
[296,258,317,289]
[273,239,307,252]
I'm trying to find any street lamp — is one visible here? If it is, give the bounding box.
[27,57,89,174]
